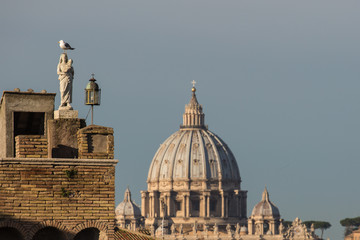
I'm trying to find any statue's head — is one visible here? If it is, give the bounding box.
[59,53,68,63]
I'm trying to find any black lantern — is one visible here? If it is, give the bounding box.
[85,74,101,125]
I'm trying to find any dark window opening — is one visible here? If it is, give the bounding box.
[32,227,66,240]
[74,228,100,240]
[14,112,45,136]
[0,227,24,240]
[210,199,217,212]
[176,201,182,211]
[264,221,269,234]
[192,199,200,211]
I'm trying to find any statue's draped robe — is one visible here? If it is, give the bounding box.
[57,53,74,107]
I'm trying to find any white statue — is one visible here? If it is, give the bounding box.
[255,224,261,235]
[279,222,284,234]
[226,224,232,237]
[179,224,183,235]
[235,223,240,235]
[57,53,74,110]
[150,224,155,236]
[214,223,219,235]
[204,223,209,236]
[193,221,197,234]
[171,224,176,235]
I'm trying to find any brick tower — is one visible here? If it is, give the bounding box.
[0,89,117,240]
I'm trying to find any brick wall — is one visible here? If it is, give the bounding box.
[78,125,114,159]
[15,135,48,158]
[0,158,117,239]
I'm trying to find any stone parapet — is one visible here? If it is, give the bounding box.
[77,125,114,159]
[15,135,48,158]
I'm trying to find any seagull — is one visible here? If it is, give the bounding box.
[58,40,75,52]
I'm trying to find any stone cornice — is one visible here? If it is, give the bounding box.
[0,157,118,166]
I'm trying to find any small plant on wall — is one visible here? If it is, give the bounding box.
[61,187,74,198]
[65,169,78,179]
[62,168,78,198]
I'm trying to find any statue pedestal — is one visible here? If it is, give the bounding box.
[54,109,78,119]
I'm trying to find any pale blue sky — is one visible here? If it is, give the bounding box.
[2,1,360,239]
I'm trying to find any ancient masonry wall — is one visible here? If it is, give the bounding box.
[15,135,48,158]
[0,158,117,239]
[78,125,114,159]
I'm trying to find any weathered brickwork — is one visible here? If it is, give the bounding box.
[0,90,119,240]
[15,135,48,158]
[0,158,117,239]
[78,125,114,159]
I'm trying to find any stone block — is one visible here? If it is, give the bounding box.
[54,109,78,119]
[48,118,86,158]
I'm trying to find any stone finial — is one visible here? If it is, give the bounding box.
[124,187,131,201]
[262,187,269,202]
[13,88,20,92]
[27,88,34,93]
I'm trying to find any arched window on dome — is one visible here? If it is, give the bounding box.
[263,221,270,234]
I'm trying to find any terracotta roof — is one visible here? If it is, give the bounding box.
[114,228,154,240]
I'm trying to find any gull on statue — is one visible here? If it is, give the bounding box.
[58,40,75,52]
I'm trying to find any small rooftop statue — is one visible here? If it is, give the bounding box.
[57,53,74,110]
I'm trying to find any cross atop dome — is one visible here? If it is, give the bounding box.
[191,80,197,92]
[192,80,196,87]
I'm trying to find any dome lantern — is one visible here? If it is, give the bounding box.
[181,80,206,129]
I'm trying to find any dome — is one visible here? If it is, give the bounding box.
[147,86,241,191]
[115,187,141,217]
[251,187,280,217]
[142,85,247,226]
[147,129,240,186]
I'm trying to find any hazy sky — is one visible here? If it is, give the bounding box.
[2,1,360,239]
